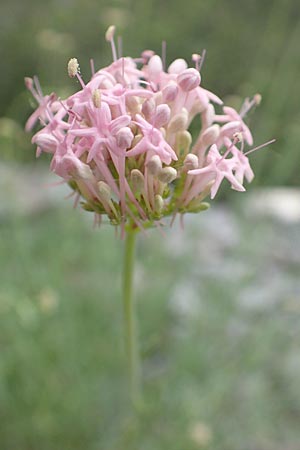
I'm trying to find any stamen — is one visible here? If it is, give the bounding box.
[162,40,167,71]
[198,49,206,72]
[105,25,118,62]
[244,139,276,156]
[67,58,85,89]
[90,58,95,76]
[118,35,123,58]
[240,93,262,118]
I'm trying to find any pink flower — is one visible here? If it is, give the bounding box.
[25,25,267,234]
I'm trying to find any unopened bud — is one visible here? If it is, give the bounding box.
[97,181,112,202]
[168,109,188,133]
[67,58,80,78]
[177,68,201,91]
[147,155,162,176]
[154,104,170,128]
[201,124,220,146]
[116,127,134,149]
[130,169,144,192]
[132,133,143,147]
[148,55,163,77]
[154,194,164,213]
[201,104,215,128]
[142,98,156,120]
[105,25,115,42]
[175,130,192,154]
[32,133,57,152]
[126,95,140,115]
[158,166,177,184]
[184,153,199,170]
[92,89,101,108]
[75,163,95,181]
[162,82,179,103]
[168,58,188,74]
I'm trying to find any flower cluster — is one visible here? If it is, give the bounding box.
[26,25,262,234]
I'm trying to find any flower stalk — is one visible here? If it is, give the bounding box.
[122,225,141,406]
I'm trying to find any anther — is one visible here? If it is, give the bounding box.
[67,58,80,78]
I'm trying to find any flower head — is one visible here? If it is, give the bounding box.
[26,25,270,235]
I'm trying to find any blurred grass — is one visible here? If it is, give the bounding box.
[0,0,299,186]
[1,204,300,449]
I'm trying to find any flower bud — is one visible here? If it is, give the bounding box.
[130,169,144,193]
[126,95,140,115]
[158,167,177,184]
[148,55,163,77]
[175,130,192,154]
[116,127,134,149]
[132,133,143,147]
[168,58,188,74]
[201,104,215,128]
[67,58,80,78]
[168,109,188,133]
[154,104,171,128]
[74,162,94,181]
[201,124,220,146]
[142,98,156,120]
[162,82,179,103]
[154,194,164,213]
[32,133,57,153]
[184,153,199,170]
[92,89,101,108]
[97,181,112,202]
[177,68,201,91]
[147,155,162,176]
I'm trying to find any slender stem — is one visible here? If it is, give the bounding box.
[122,227,141,405]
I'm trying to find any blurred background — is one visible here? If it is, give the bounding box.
[0,0,300,449]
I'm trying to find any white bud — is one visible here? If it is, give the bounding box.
[154,194,164,213]
[97,181,111,202]
[154,104,171,128]
[116,127,134,149]
[168,109,188,133]
[130,169,144,192]
[175,130,192,153]
[142,98,156,120]
[147,155,162,176]
[92,89,101,108]
[32,133,57,153]
[168,58,188,74]
[184,153,199,170]
[126,96,140,115]
[105,25,115,42]
[158,167,177,184]
[148,55,163,77]
[67,58,80,78]
[201,124,220,146]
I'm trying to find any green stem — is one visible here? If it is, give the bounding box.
[122,227,141,405]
